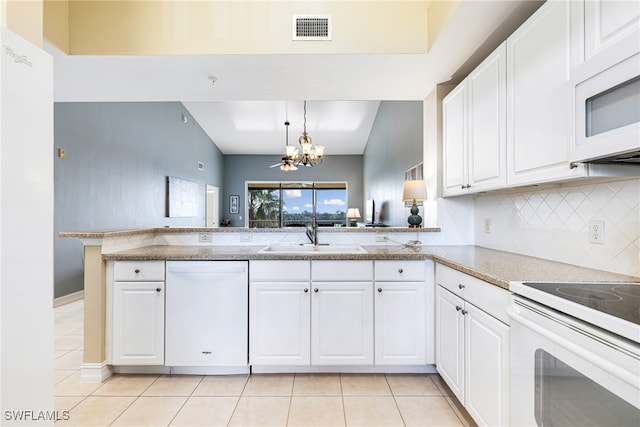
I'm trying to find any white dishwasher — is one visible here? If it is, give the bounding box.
[165,261,248,367]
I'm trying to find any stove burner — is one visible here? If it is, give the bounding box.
[612,284,640,298]
[556,287,622,301]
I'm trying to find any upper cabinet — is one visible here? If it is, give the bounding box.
[443,42,507,197]
[443,0,640,196]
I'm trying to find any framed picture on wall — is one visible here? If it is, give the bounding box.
[229,195,239,214]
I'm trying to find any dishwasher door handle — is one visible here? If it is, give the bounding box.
[167,265,246,275]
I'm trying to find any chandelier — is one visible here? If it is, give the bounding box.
[284,101,325,167]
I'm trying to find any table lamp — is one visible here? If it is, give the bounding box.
[346,208,361,227]
[402,180,427,227]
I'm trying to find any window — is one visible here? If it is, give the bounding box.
[248,182,347,228]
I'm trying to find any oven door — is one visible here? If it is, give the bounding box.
[508,296,639,427]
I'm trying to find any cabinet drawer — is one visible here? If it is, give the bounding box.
[114,261,165,281]
[375,261,425,281]
[436,263,511,324]
[312,260,373,281]
[250,260,310,281]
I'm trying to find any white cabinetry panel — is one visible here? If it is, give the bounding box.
[249,283,311,365]
[311,282,374,365]
[112,282,165,365]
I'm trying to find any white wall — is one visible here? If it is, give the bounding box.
[1,28,54,423]
[475,179,640,277]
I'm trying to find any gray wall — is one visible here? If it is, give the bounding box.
[363,101,423,226]
[54,102,224,298]
[223,155,364,226]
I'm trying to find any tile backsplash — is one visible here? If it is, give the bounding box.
[474,179,640,277]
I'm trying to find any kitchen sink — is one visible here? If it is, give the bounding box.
[259,244,367,254]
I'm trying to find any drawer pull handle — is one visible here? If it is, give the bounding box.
[134,269,141,274]
[458,284,465,289]
[456,305,462,311]
[378,288,382,293]
[304,288,309,293]
[398,268,403,274]
[156,288,162,292]
[314,288,319,293]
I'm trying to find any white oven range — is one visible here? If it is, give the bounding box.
[508,281,639,426]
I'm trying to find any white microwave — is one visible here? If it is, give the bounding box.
[571,46,640,163]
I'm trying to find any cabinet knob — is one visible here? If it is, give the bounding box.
[461,309,468,315]
[156,288,162,292]
[378,288,382,293]
[456,305,462,311]
[398,268,403,274]
[458,284,465,289]
[314,288,319,293]
[304,288,309,293]
[134,269,141,274]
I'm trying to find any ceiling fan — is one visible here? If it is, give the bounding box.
[269,121,298,171]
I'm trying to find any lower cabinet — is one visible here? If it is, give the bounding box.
[111,261,166,365]
[249,282,311,365]
[249,260,375,366]
[311,281,374,365]
[435,264,510,427]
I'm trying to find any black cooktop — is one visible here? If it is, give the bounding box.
[522,282,640,325]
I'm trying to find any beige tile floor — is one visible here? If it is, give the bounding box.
[54,299,476,427]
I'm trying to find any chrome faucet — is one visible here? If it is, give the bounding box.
[305,223,318,245]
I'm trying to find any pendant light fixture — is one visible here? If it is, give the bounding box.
[284,101,325,168]
[270,121,298,171]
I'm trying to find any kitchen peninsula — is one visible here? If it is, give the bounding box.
[61,226,638,381]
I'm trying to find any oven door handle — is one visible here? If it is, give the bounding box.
[508,304,639,389]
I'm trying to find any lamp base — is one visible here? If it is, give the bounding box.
[407,202,423,227]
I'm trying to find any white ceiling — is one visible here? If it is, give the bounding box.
[46,1,541,156]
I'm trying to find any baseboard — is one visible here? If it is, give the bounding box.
[80,362,113,383]
[251,364,437,374]
[53,290,84,308]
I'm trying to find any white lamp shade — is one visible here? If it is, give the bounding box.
[402,180,427,202]
[346,208,361,219]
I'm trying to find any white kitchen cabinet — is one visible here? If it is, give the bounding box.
[443,42,506,196]
[374,260,428,365]
[249,282,311,365]
[250,260,374,367]
[165,261,248,367]
[112,260,166,365]
[442,82,468,196]
[249,261,312,365]
[435,264,510,427]
[311,282,374,365]
[506,0,587,186]
[584,0,640,62]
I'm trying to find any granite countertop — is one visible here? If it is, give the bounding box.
[102,244,640,290]
[59,226,441,239]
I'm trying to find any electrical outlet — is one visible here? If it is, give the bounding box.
[375,233,388,242]
[484,218,492,234]
[240,234,252,242]
[588,220,605,244]
[198,233,212,243]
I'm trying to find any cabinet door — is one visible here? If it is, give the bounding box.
[506,0,584,186]
[468,42,507,192]
[249,282,311,365]
[374,282,426,365]
[311,282,374,365]
[585,0,640,61]
[112,282,164,365]
[165,261,248,366]
[465,303,510,427]
[442,82,468,196]
[435,285,465,402]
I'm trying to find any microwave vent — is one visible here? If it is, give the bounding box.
[293,15,332,40]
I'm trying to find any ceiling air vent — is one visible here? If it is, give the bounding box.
[292,14,332,41]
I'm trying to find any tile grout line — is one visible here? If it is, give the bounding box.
[166,374,206,427]
[384,374,408,427]
[226,374,250,427]
[339,373,347,427]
